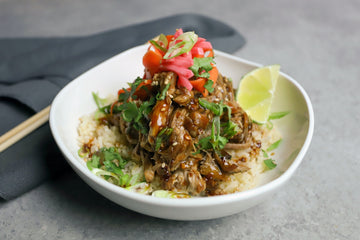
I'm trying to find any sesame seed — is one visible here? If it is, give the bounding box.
[160,107,166,112]
[162,163,165,168]
[172,142,178,146]
[184,135,191,140]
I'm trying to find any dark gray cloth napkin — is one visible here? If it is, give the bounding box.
[0,13,246,200]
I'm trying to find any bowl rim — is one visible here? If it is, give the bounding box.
[49,45,314,208]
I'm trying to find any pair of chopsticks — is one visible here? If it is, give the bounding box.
[0,106,51,152]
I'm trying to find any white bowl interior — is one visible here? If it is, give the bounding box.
[50,45,313,220]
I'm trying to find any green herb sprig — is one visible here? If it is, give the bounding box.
[196,116,228,152]
[155,127,173,151]
[189,57,215,78]
[263,159,277,170]
[266,111,290,129]
[195,99,240,153]
[115,78,157,134]
[262,138,282,170]
[204,80,214,93]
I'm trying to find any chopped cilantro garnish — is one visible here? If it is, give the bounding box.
[121,102,139,122]
[86,154,100,170]
[119,174,131,187]
[261,149,269,158]
[204,80,214,93]
[118,77,144,102]
[221,120,240,138]
[115,78,156,134]
[139,96,156,116]
[154,127,173,151]
[100,147,128,177]
[86,147,144,187]
[267,139,282,152]
[196,99,239,153]
[87,147,128,177]
[268,111,290,120]
[266,111,290,129]
[197,116,228,151]
[102,147,127,167]
[198,99,231,119]
[189,57,215,78]
[263,159,277,170]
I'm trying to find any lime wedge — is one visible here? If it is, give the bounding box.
[236,65,280,124]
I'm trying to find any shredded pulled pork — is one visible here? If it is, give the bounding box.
[107,72,261,196]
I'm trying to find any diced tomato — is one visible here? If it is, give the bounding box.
[189,65,218,96]
[143,46,163,76]
[190,78,207,95]
[208,65,219,83]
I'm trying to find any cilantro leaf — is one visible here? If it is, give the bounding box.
[198,99,223,116]
[196,116,228,152]
[263,159,277,170]
[139,96,156,117]
[197,136,213,150]
[198,99,231,118]
[101,147,127,176]
[221,120,240,138]
[88,147,128,177]
[118,77,144,102]
[116,78,157,135]
[204,80,214,93]
[189,57,215,78]
[87,154,100,170]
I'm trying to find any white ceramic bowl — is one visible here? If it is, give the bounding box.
[49,45,314,220]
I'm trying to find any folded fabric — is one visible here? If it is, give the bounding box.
[0,13,246,200]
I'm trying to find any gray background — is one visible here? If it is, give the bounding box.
[1,0,359,239]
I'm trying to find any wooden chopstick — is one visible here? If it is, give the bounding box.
[0,105,51,153]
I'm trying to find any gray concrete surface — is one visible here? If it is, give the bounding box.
[1,0,359,239]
